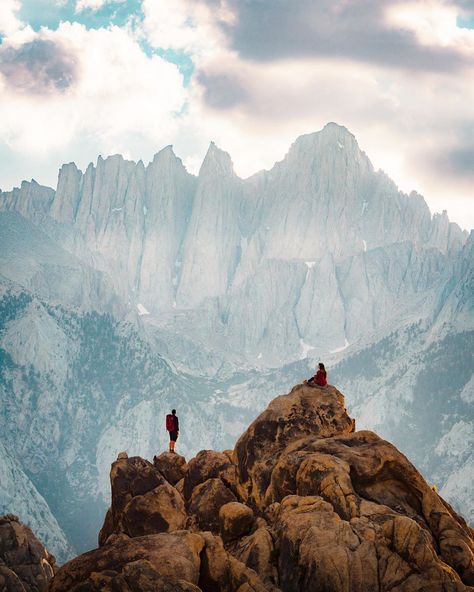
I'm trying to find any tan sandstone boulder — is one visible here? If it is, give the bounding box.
[99,455,187,543]
[232,384,474,591]
[219,502,255,542]
[230,525,278,587]
[198,531,275,592]
[50,531,204,592]
[0,514,56,592]
[153,452,188,485]
[183,450,238,501]
[188,478,237,532]
[234,384,355,508]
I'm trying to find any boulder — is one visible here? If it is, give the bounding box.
[183,450,238,500]
[153,452,188,486]
[234,384,355,508]
[110,456,164,520]
[121,481,186,537]
[231,526,278,587]
[188,478,237,532]
[99,456,186,542]
[274,495,472,592]
[219,502,255,542]
[98,507,113,546]
[198,532,272,592]
[176,478,185,496]
[50,532,204,592]
[0,514,56,592]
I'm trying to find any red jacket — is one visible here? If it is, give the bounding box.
[314,370,327,386]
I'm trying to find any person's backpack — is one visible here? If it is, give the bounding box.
[166,414,175,432]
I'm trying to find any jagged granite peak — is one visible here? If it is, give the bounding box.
[199,141,235,177]
[0,179,55,221]
[176,142,241,307]
[149,144,181,167]
[50,162,83,223]
[49,384,474,591]
[289,121,366,158]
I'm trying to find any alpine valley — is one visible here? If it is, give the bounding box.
[0,123,472,562]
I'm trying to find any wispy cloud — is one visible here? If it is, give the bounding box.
[75,0,125,14]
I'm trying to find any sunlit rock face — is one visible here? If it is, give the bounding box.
[49,384,474,592]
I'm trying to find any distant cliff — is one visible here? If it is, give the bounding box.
[0,123,468,367]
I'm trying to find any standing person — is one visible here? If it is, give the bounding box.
[305,362,328,387]
[166,409,179,453]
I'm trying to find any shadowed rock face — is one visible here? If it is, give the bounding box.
[48,383,474,591]
[0,514,56,592]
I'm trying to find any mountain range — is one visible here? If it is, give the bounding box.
[0,122,472,562]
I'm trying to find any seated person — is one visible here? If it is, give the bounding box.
[305,362,327,387]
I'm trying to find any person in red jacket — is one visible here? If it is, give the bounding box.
[305,362,327,387]
[166,409,179,453]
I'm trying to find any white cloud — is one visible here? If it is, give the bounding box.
[0,23,187,156]
[141,0,227,57]
[386,2,474,50]
[75,0,125,14]
[0,0,23,36]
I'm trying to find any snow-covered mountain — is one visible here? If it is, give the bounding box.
[0,123,472,560]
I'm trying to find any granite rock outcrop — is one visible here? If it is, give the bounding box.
[47,383,474,591]
[0,514,56,592]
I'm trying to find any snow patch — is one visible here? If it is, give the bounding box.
[299,338,314,359]
[330,338,350,354]
[362,200,368,214]
[460,374,474,404]
[337,141,344,150]
[112,207,122,212]
[136,303,150,316]
[362,239,367,252]
[305,261,316,269]
[435,421,474,457]
[143,205,148,216]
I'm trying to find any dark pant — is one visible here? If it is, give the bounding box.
[169,431,178,442]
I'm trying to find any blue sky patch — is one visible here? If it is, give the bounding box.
[457,15,474,29]
[20,0,143,31]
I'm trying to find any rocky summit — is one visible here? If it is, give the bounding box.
[43,383,474,592]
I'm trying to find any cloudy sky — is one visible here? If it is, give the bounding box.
[0,0,473,229]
